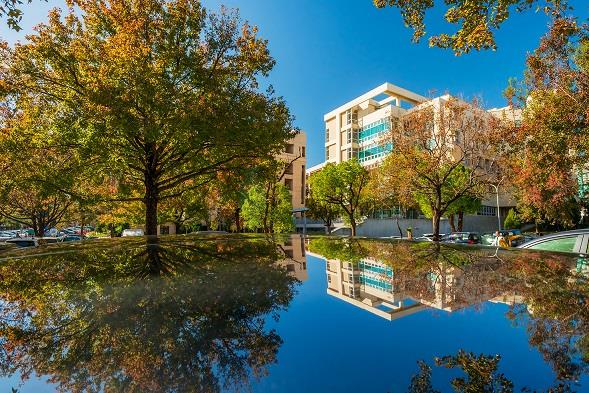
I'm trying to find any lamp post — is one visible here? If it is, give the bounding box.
[489,183,501,232]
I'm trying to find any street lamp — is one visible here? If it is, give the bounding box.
[489,183,501,232]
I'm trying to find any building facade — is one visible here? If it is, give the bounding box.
[322,82,426,168]
[308,82,518,227]
[278,131,307,211]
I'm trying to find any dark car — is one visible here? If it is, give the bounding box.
[445,232,481,244]
[518,229,589,254]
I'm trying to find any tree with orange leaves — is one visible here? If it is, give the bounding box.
[2,0,293,236]
[502,16,589,228]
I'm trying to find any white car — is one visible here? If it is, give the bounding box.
[122,229,144,237]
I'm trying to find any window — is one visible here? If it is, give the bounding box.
[160,226,169,235]
[301,165,305,203]
[346,148,358,160]
[345,129,359,145]
[358,143,392,163]
[477,205,497,216]
[285,163,293,175]
[285,179,293,191]
[529,236,579,253]
[325,128,330,142]
[325,149,330,161]
[285,143,294,154]
[345,109,357,125]
[359,119,390,142]
[301,146,306,157]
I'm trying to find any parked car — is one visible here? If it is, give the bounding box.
[37,237,63,245]
[122,229,144,237]
[445,232,482,244]
[6,238,38,247]
[518,229,589,254]
[414,233,448,242]
[62,235,83,242]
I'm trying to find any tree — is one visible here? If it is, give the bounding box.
[0,236,298,392]
[0,0,38,31]
[241,183,294,234]
[0,97,80,237]
[500,17,589,228]
[2,0,293,235]
[447,196,482,233]
[372,0,572,55]
[417,193,482,233]
[306,195,339,234]
[503,208,521,229]
[307,160,370,237]
[380,97,493,240]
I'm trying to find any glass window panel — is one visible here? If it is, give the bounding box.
[529,236,578,253]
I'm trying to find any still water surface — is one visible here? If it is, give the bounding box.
[0,235,587,392]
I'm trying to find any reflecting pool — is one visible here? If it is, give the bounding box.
[0,235,587,392]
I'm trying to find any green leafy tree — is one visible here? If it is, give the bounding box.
[308,160,370,237]
[0,0,39,31]
[409,351,513,393]
[373,0,572,55]
[0,98,81,236]
[241,183,294,234]
[503,208,521,229]
[2,0,293,235]
[306,195,339,234]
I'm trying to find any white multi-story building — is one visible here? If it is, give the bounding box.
[319,82,427,170]
[307,82,518,225]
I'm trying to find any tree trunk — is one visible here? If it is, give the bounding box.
[449,214,456,233]
[325,218,332,234]
[396,218,403,238]
[457,210,464,232]
[144,143,159,236]
[432,211,441,241]
[350,214,357,237]
[234,207,241,233]
[80,211,85,239]
[145,194,158,236]
[33,215,44,237]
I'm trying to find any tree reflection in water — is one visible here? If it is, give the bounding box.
[309,238,589,391]
[0,236,299,392]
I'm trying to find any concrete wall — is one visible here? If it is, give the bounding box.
[339,216,503,237]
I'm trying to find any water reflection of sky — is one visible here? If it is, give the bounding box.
[256,247,589,392]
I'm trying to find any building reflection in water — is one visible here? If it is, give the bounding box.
[278,234,308,282]
[308,240,586,321]
[321,256,425,320]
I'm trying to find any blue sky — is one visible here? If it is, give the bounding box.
[3,0,588,167]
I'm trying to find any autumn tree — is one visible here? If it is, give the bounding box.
[500,17,589,228]
[2,0,293,236]
[307,159,370,236]
[372,0,573,55]
[380,97,494,240]
[0,97,80,237]
[0,236,298,392]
